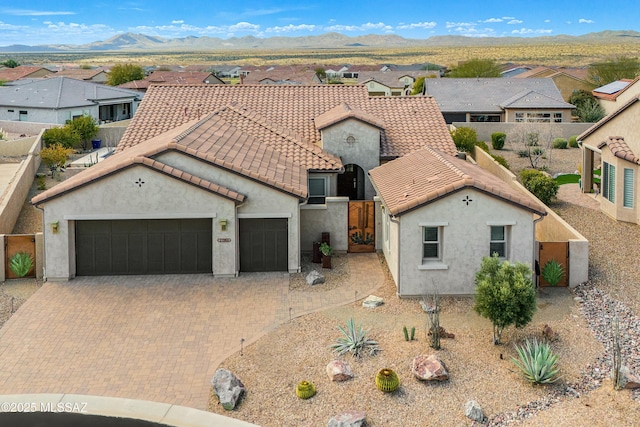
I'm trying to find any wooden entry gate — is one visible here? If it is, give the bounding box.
[538,242,569,287]
[348,201,375,253]
[5,235,36,279]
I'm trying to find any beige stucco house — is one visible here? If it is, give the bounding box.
[593,77,640,116]
[580,94,640,224]
[32,84,547,295]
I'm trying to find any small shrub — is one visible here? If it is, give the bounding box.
[450,127,477,153]
[491,132,506,150]
[531,147,545,156]
[521,171,559,205]
[36,174,46,190]
[568,135,579,148]
[295,381,316,399]
[526,132,540,147]
[511,338,560,384]
[520,169,542,187]
[542,259,565,286]
[517,150,530,158]
[40,144,74,177]
[375,368,399,392]
[9,252,33,277]
[492,155,509,169]
[552,138,568,149]
[329,317,379,357]
[475,140,490,153]
[42,126,81,149]
[403,326,409,341]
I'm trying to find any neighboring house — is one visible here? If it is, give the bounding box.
[210,66,244,79]
[593,77,640,115]
[0,65,53,81]
[370,147,546,295]
[422,78,575,124]
[501,65,533,78]
[512,66,592,101]
[241,66,322,85]
[32,84,545,296]
[54,67,109,83]
[358,71,439,96]
[580,94,640,224]
[118,71,224,92]
[0,77,142,124]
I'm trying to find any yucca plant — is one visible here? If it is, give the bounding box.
[9,252,34,277]
[329,317,379,357]
[542,259,564,286]
[511,338,560,385]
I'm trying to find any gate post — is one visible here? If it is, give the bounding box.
[0,234,4,282]
[35,233,44,280]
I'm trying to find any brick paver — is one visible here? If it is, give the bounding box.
[0,253,384,409]
[557,183,600,210]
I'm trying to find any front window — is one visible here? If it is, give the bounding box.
[308,177,327,204]
[624,168,634,208]
[603,162,615,203]
[470,114,500,122]
[490,226,507,258]
[423,227,440,260]
[514,111,563,123]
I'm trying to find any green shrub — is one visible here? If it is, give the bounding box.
[491,155,509,169]
[520,170,559,205]
[9,252,33,277]
[517,150,530,158]
[511,338,560,384]
[552,138,568,149]
[329,317,379,357]
[491,132,506,150]
[520,169,542,187]
[568,135,579,148]
[450,127,477,153]
[475,140,490,153]
[42,126,81,149]
[542,259,565,286]
[69,115,99,151]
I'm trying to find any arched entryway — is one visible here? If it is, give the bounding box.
[337,164,366,200]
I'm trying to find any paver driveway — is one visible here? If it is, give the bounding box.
[0,253,383,409]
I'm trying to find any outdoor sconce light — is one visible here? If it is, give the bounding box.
[219,219,228,231]
[51,221,59,233]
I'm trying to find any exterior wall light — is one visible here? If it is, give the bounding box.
[51,221,59,233]
[219,219,228,231]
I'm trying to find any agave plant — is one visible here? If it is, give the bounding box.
[511,337,560,385]
[9,252,34,277]
[329,317,379,357]
[542,259,564,286]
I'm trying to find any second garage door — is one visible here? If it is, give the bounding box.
[76,219,212,276]
[239,218,288,272]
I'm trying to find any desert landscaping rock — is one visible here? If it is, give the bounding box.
[211,368,245,410]
[411,354,449,381]
[362,295,383,308]
[327,410,366,427]
[465,400,486,423]
[306,270,325,286]
[617,366,640,389]
[326,360,354,382]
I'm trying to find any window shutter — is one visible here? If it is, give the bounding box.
[609,164,616,203]
[603,163,609,199]
[624,168,634,208]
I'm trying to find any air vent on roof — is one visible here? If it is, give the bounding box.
[456,152,467,160]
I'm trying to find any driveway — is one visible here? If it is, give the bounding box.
[0,253,383,409]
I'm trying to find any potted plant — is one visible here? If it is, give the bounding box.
[319,242,333,269]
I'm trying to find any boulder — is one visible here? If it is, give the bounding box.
[616,366,640,389]
[211,368,245,410]
[542,324,557,341]
[328,410,366,427]
[326,360,354,382]
[412,354,449,381]
[464,400,486,423]
[306,270,325,286]
[428,326,455,339]
[362,295,384,308]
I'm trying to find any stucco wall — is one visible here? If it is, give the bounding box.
[300,197,348,252]
[321,119,381,200]
[599,83,640,115]
[597,149,639,224]
[0,120,55,135]
[396,188,536,296]
[0,136,37,156]
[0,106,97,125]
[580,101,640,155]
[453,122,592,144]
[94,126,127,148]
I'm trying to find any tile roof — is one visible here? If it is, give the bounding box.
[369,147,546,217]
[422,78,569,113]
[53,68,107,80]
[597,137,640,165]
[314,102,386,130]
[32,111,311,204]
[117,84,456,159]
[0,66,52,81]
[119,71,223,90]
[242,66,320,85]
[578,95,640,141]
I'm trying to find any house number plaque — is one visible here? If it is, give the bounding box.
[217,238,231,243]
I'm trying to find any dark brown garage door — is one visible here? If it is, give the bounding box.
[75,219,212,276]
[239,218,288,272]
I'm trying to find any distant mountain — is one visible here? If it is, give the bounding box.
[1,30,639,53]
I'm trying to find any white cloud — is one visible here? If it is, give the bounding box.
[511,28,553,35]
[171,20,184,24]
[502,16,515,20]
[397,22,437,30]
[228,21,260,32]
[544,19,551,23]
[579,19,595,24]
[325,22,392,32]
[446,21,475,29]
[482,18,503,23]
[1,8,75,16]
[265,24,318,33]
[507,19,523,25]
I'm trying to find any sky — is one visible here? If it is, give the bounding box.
[0,0,637,46]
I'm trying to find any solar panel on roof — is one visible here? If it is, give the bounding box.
[594,80,630,95]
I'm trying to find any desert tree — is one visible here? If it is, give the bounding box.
[446,58,501,78]
[588,56,640,87]
[107,63,145,86]
[508,122,557,170]
[69,115,99,151]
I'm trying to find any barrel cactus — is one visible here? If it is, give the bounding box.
[295,380,316,399]
[375,368,399,392]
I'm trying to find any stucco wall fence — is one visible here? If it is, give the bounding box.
[452,122,593,145]
[474,147,589,287]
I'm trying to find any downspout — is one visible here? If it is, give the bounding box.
[390,215,401,297]
[533,212,546,288]
[33,203,46,282]
[233,201,246,277]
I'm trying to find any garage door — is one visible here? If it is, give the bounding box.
[239,218,288,272]
[75,219,212,276]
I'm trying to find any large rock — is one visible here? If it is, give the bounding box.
[362,295,384,308]
[211,368,245,410]
[328,410,366,427]
[616,366,640,389]
[306,270,325,285]
[464,400,486,423]
[326,359,354,382]
[412,354,449,381]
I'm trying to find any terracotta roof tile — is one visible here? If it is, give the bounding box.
[597,136,640,164]
[369,147,546,217]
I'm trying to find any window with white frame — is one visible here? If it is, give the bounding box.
[490,225,507,258]
[603,162,615,203]
[308,177,327,204]
[422,226,440,260]
[514,111,563,123]
[624,168,634,208]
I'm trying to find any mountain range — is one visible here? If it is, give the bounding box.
[1,30,639,53]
